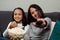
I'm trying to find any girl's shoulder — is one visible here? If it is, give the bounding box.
[7,22,13,27]
[45,17,51,20]
[8,22,12,25]
[44,17,51,23]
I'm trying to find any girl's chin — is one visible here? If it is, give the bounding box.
[15,21,21,23]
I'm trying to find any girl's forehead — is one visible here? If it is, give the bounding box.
[15,9,22,11]
[14,9,22,13]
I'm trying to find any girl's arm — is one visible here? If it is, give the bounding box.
[43,17,51,29]
[3,22,11,37]
[32,17,51,29]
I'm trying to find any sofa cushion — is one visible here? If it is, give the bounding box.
[45,12,60,22]
[0,11,12,33]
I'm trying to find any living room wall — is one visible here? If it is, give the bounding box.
[0,0,60,13]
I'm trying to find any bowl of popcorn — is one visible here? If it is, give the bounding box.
[8,27,25,39]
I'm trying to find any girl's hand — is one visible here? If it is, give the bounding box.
[37,18,46,26]
[9,21,17,29]
[32,18,47,28]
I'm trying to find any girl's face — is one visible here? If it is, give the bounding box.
[30,7,40,19]
[14,9,22,22]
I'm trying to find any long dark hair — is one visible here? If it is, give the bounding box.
[12,7,27,26]
[28,4,45,24]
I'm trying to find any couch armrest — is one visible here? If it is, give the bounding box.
[48,21,56,39]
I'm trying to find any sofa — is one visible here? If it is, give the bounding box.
[0,11,60,37]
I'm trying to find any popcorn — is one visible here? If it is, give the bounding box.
[8,27,25,39]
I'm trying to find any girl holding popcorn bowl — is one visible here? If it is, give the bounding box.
[3,7,29,40]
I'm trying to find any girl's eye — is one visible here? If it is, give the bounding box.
[36,9,38,12]
[14,13,17,15]
[18,13,22,16]
[31,12,34,14]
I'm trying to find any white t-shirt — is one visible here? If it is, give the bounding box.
[3,22,29,38]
